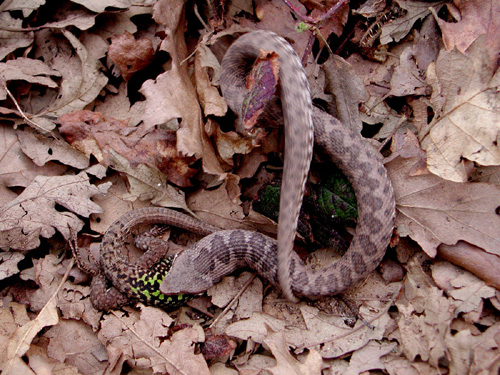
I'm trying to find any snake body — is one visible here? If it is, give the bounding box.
[159,31,396,299]
[96,31,395,307]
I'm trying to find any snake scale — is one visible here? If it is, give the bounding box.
[94,31,396,308]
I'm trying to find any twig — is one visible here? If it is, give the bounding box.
[282,0,348,24]
[209,273,258,329]
[2,82,52,133]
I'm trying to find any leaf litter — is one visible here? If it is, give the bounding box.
[0,1,499,374]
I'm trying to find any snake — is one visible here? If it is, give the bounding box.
[158,30,396,300]
[92,30,395,309]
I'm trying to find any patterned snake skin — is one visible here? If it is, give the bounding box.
[157,31,396,300]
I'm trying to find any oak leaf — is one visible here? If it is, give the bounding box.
[0,172,110,250]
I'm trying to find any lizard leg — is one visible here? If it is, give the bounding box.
[134,225,170,269]
[90,273,130,310]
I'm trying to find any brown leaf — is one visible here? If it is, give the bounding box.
[436,0,500,66]
[59,109,197,187]
[194,45,228,117]
[0,58,60,101]
[421,36,500,182]
[0,126,68,188]
[0,253,24,281]
[200,330,237,361]
[44,319,106,373]
[438,241,500,290]
[388,156,500,258]
[98,306,210,374]
[108,32,154,81]
[149,0,225,177]
[0,172,110,250]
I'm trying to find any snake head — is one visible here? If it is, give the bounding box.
[159,249,216,295]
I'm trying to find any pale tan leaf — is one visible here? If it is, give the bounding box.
[264,332,322,375]
[421,36,500,182]
[194,45,228,117]
[0,126,67,188]
[0,58,60,100]
[0,13,34,61]
[98,306,210,374]
[70,0,131,13]
[388,156,500,258]
[109,149,191,213]
[0,172,110,250]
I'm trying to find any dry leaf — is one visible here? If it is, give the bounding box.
[0,13,34,60]
[264,331,322,375]
[18,127,89,169]
[194,45,228,117]
[4,259,73,375]
[380,0,442,44]
[421,36,500,182]
[389,46,428,97]
[58,109,197,187]
[431,260,495,316]
[44,319,106,373]
[0,252,24,281]
[70,0,131,13]
[388,156,500,258]
[146,0,224,177]
[108,31,155,81]
[98,306,210,374]
[343,341,397,375]
[33,29,108,120]
[395,255,454,367]
[0,126,68,188]
[436,0,500,66]
[0,303,31,374]
[0,58,60,101]
[438,241,500,289]
[322,56,369,133]
[0,172,110,250]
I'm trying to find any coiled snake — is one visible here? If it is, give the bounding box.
[158,31,396,300]
[94,31,396,308]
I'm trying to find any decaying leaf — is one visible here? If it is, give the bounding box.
[108,31,155,81]
[0,252,24,281]
[0,58,61,101]
[0,13,34,61]
[98,306,210,374]
[0,172,110,250]
[388,155,500,258]
[58,109,197,188]
[1,1,499,374]
[422,36,500,182]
